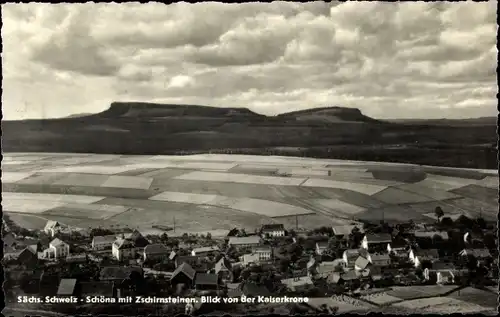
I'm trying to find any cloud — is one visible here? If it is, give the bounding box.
[2,1,497,120]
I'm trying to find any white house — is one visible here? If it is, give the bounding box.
[409,249,439,268]
[191,246,220,257]
[46,238,70,259]
[112,238,136,261]
[260,224,286,237]
[424,267,455,284]
[92,235,116,251]
[44,220,62,237]
[239,253,261,266]
[280,276,314,292]
[252,246,272,261]
[316,242,328,255]
[361,233,392,250]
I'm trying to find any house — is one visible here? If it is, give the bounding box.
[214,257,233,283]
[169,250,177,261]
[240,253,261,266]
[57,278,78,297]
[7,247,38,268]
[92,235,116,251]
[143,244,169,261]
[191,246,220,257]
[194,273,218,290]
[369,266,383,281]
[45,238,70,259]
[315,261,341,278]
[3,233,17,249]
[112,238,136,261]
[414,231,449,241]
[260,224,286,237]
[332,225,362,238]
[44,220,62,237]
[327,270,359,286]
[354,256,370,271]
[79,281,115,298]
[241,281,271,297]
[361,233,392,250]
[99,266,143,282]
[252,246,272,261]
[175,256,201,268]
[369,253,391,267]
[228,236,261,248]
[409,249,439,267]
[342,249,368,268]
[65,254,87,264]
[280,276,314,292]
[316,242,328,255]
[459,248,492,259]
[170,263,196,287]
[227,283,243,297]
[387,240,408,255]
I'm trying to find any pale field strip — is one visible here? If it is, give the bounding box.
[301,178,388,196]
[308,296,373,313]
[52,174,110,187]
[149,191,313,217]
[408,178,466,192]
[38,165,139,175]
[46,203,131,220]
[277,168,327,177]
[2,199,66,214]
[52,155,119,165]
[392,297,486,313]
[394,183,461,200]
[2,172,35,183]
[361,293,402,305]
[424,174,478,190]
[474,176,499,189]
[175,171,307,186]
[2,161,32,165]
[15,172,69,185]
[122,161,238,171]
[2,192,106,204]
[2,156,49,162]
[310,199,367,215]
[235,164,280,171]
[100,175,154,190]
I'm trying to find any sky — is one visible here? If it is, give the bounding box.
[2,1,498,120]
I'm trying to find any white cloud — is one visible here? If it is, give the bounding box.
[1,1,497,120]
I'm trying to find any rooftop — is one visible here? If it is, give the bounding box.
[57,279,77,296]
[195,273,218,285]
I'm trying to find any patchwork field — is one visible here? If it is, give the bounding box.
[2,153,497,233]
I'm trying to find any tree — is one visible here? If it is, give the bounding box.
[434,206,444,223]
[206,232,212,240]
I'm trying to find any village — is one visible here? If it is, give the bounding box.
[2,207,498,315]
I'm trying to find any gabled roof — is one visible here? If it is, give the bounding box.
[430,262,456,271]
[80,281,114,297]
[241,282,271,297]
[370,253,391,263]
[438,270,454,278]
[460,248,492,258]
[175,255,201,267]
[215,257,231,273]
[44,220,60,231]
[414,231,449,240]
[113,238,135,250]
[192,246,220,254]
[261,224,285,231]
[281,276,313,287]
[316,241,328,248]
[416,249,439,259]
[50,238,67,247]
[355,256,370,270]
[332,225,362,236]
[92,235,116,244]
[172,263,196,281]
[144,244,168,255]
[365,233,392,243]
[195,273,218,285]
[100,266,142,280]
[3,233,16,246]
[228,236,261,245]
[57,279,77,296]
